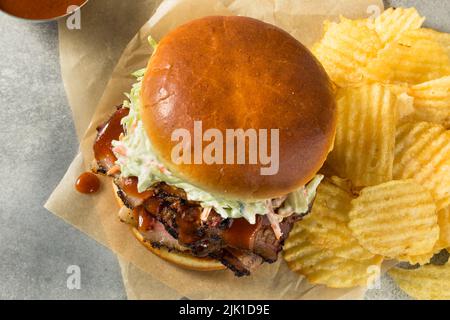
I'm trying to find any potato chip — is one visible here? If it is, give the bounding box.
[396,251,436,266]
[436,205,450,250]
[312,17,382,87]
[293,178,351,245]
[348,180,439,258]
[398,205,450,265]
[408,76,450,127]
[373,7,425,44]
[327,84,397,187]
[388,83,410,96]
[394,122,450,210]
[294,177,374,261]
[328,175,355,194]
[389,263,450,300]
[395,93,415,125]
[283,229,383,288]
[364,37,450,85]
[399,28,450,56]
[383,85,414,124]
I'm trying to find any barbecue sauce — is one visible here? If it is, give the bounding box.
[133,206,156,232]
[75,172,100,194]
[176,201,262,251]
[176,206,203,245]
[223,216,262,250]
[81,107,129,195]
[120,177,154,200]
[93,107,129,170]
[0,0,87,20]
[142,180,262,250]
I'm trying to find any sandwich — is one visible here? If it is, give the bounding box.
[92,15,336,276]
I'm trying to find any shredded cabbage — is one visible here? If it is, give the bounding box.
[279,175,323,216]
[112,71,323,224]
[148,36,158,51]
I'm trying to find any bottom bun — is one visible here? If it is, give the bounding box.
[112,180,225,271]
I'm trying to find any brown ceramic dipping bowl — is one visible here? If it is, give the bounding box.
[0,0,89,22]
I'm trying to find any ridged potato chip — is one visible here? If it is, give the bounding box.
[365,37,450,85]
[396,92,416,124]
[327,84,397,186]
[385,85,415,124]
[312,17,382,87]
[293,179,351,245]
[373,7,425,44]
[398,205,450,265]
[389,263,450,300]
[396,251,436,266]
[399,205,450,265]
[348,180,439,258]
[399,28,450,56]
[294,177,374,260]
[283,229,383,288]
[436,205,450,250]
[394,122,450,210]
[408,76,450,127]
[288,6,450,291]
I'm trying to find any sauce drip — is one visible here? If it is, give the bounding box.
[94,107,129,170]
[75,172,100,194]
[133,207,156,232]
[223,216,262,250]
[0,0,87,20]
[120,177,154,200]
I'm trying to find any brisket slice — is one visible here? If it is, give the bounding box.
[132,204,262,275]
[139,181,308,265]
[142,182,228,257]
[211,248,263,277]
[132,207,190,253]
[115,176,154,208]
[252,217,294,263]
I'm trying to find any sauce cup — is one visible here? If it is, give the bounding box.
[0,0,89,22]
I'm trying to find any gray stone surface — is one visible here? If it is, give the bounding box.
[0,16,126,300]
[0,0,447,300]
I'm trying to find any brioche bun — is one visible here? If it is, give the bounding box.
[112,181,225,271]
[141,15,336,201]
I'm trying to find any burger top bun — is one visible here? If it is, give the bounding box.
[141,16,336,201]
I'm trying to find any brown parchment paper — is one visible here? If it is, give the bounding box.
[47,0,384,300]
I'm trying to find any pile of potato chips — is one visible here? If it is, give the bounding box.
[283,7,450,299]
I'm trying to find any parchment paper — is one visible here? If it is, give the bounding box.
[48,0,384,300]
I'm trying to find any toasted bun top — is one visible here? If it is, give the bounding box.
[141,16,336,201]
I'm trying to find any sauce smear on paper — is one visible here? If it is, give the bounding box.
[0,0,86,20]
[75,172,100,194]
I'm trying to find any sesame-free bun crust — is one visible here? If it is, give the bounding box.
[141,16,336,201]
[112,181,225,271]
